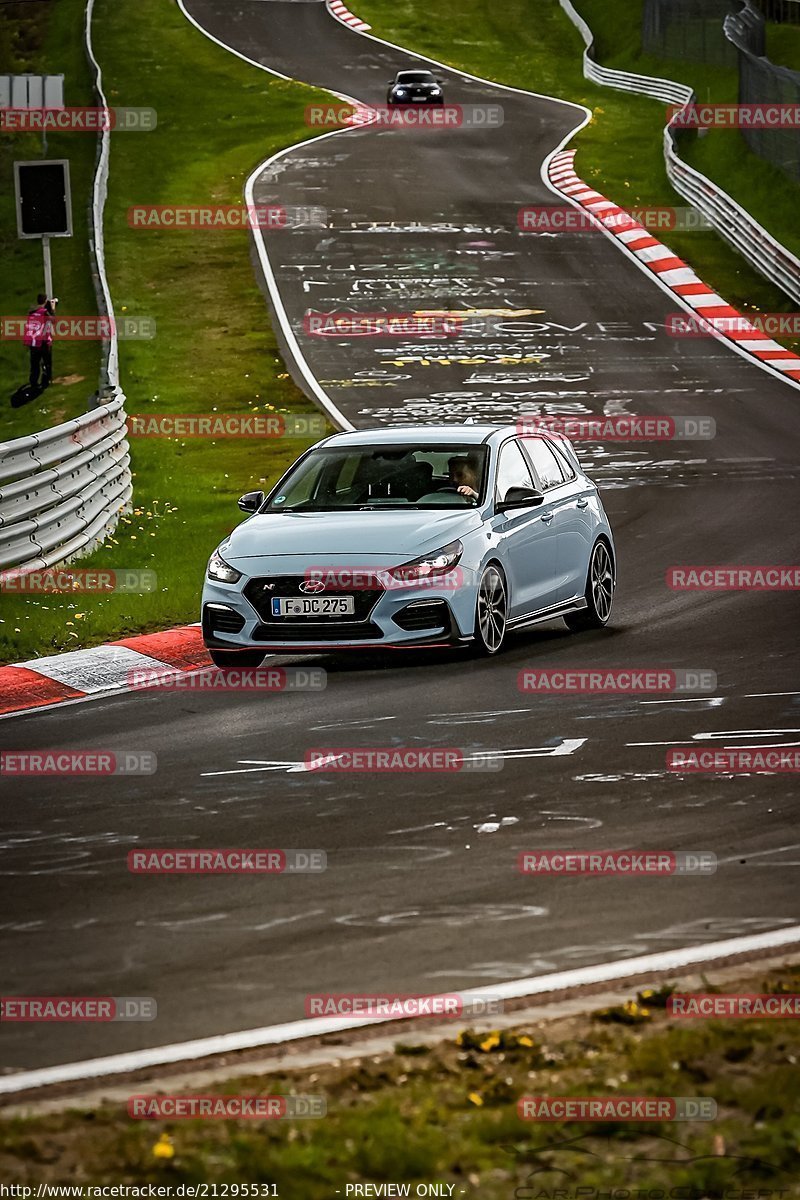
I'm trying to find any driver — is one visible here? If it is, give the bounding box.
[448,455,479,500]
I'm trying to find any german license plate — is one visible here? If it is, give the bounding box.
[271,596,356,617]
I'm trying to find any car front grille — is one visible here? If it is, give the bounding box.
[243,575,384,625]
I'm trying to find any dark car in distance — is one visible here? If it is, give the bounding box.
[387,69,444,105]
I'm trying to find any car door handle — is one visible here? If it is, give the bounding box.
[540,512,554,524]
[576,498,589,509]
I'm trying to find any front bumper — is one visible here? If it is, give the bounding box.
[387,96,445,105]
[202,571,476,652]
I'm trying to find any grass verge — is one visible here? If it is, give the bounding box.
[0,0,335,664]
[579,0,800,263]
[355,0,800,335]
[1,964,798,1194]
[766,21,800,71]
[0,0,101,439]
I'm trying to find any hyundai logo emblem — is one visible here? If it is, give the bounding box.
[299,579,326,594]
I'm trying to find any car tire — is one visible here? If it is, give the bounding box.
[208,649,265,668]
[473,563,507,655]
[564,539,615,631]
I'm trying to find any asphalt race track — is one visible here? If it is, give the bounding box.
[1,0,798,1072]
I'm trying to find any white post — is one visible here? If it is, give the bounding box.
[42,235,53,298]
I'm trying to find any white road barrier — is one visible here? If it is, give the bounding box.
[0,0,131,574]
[0,391,131,572]
[558,0,800,305]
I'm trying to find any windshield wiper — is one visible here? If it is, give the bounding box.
[268,506,328,513]
[268,505,367,513]
[268,504,430,513]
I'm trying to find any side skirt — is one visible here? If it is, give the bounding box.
[506,595,588,632]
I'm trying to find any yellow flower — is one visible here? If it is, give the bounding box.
[467,1092,484,1107]
[517,1035,534,1048]
[623,999,650,1018]
[480,1033,501,1052]
[152,1133,174,1160]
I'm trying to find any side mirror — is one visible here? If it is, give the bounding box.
[237,490,264,514]
[496,487,544,513]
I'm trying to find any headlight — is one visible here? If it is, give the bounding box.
[207,548,241,584]
[431,88,442,95]
[394,89,406,97]
[388,539,463,583]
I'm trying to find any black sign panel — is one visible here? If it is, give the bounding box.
[14,160,72,238]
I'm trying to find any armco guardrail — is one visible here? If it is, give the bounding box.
[558,0,800,305]
[85,0,120,392]
[560,0,692,105]
[0,0,132,576]
[0,389,131,572]
[663,131,800,303]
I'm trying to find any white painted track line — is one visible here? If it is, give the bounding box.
[2,926,799,1094]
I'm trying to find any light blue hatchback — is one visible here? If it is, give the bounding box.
[201,424,616,662]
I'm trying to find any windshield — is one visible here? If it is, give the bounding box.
[396,72,436,83]
[265,444,489,512]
